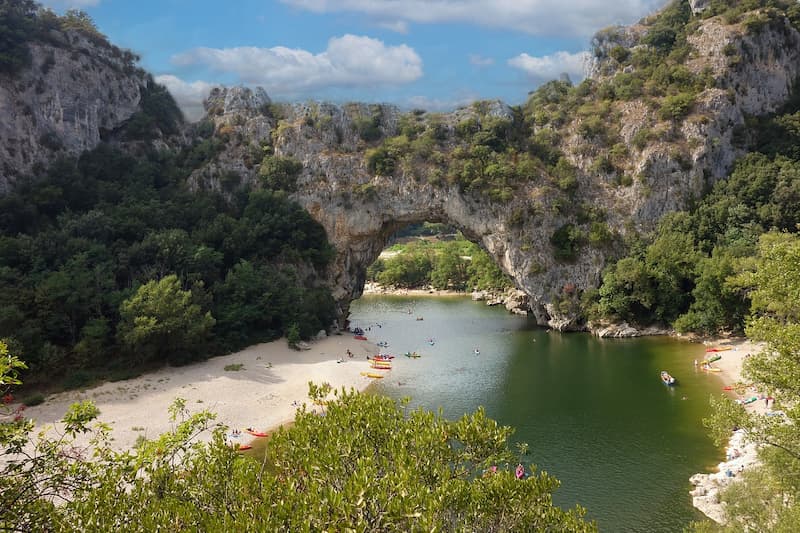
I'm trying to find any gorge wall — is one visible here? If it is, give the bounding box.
[0,28,151,193]
[192,9,800,329]
[3,4,800,331]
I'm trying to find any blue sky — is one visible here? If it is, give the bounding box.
[41,0,667,119]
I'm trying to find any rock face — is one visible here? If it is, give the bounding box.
[185,12,800,330]
[0,30,150,192]
[2,9,800,332]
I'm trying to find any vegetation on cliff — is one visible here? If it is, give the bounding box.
[0,1,143,76]
[588,88,800,334]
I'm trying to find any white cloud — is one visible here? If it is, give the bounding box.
[405,94,479,112]
[469,54,494,67]
[280,0,665,37]
[39,0,100,8]
[377,20,409,34]
[508,50,589,84]
[171,34,422,93]
[155,75,216,121]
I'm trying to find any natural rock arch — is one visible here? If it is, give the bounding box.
[191,12,800,331]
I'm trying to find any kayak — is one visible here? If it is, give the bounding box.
[404,352,421,358]
[705,346,733,352]
[704,354,722,364]
[236,444,253,451]
[354,335,368,341]
[360,372,384,378]
[245,428,268,437]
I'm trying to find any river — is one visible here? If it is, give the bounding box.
[349,294,722,532]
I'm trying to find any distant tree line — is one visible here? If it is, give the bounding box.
[367,236,512,292]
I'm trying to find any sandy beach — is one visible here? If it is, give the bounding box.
[688,336,772,523]
[17,334,379,452]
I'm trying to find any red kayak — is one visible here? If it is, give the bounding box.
[354,335,368,341]
[245,428,268,437]
[236,444,253,451]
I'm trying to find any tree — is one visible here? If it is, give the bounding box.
[60,388,596,531]
[698,232,800,530]
[118,275,215,365]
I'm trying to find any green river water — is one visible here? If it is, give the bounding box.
[348,294,724,532]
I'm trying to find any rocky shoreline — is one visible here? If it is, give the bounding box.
[362,282,531,316]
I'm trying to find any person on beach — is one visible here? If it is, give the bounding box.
[347,349,353,358]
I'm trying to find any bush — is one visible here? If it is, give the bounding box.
[659,93,695,121]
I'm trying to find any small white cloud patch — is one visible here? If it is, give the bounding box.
[154,75,216,122]
[469,54,495,67]
[508,50,588,84]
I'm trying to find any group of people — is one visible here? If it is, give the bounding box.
[483,464,526,480]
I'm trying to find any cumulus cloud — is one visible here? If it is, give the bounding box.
[155,75,216,121]
[469,54,494,67]
[508,50,588,85]
[279,0,665,37]
[171,35,422,93]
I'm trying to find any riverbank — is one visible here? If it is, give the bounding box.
[689,337,769,524]
[363,282,530,316]
[17,335,377,452]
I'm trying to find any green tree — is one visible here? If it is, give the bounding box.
[118,275,215,365]
[58,388,596,531]
[698,232,800,530]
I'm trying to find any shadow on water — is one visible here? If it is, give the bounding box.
[350,294,723,532]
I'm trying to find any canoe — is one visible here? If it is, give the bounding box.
[404,352,421,358]
[245,428,268,437]
[704,354,722,363]
[360,372,384,378]
[354,335,368,341]
[660,371,676,386]
[705,346,733,352]
[236,444,253,451]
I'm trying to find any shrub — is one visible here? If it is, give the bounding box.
[659,92,695,121]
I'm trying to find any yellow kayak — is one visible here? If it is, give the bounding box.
[360,372,385,378]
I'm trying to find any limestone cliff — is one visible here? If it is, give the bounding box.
[188,7,800,330]
[0,28,153,192]
[2,3,799,333]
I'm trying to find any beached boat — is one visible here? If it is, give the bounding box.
[245,428,268,438]
[704,354,722,364]
[354,335,368,341]
[705,346,732,352]
[360,371,384,378]
[236,444,253,451]
[370,361,392,369]
[660,371,676,386]
[404,352,421,358]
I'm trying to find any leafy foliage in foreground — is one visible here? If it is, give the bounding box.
[0,366,595,531]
